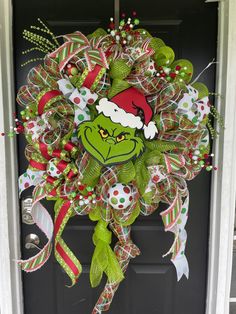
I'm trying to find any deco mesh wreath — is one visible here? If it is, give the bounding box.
[15,17,221,313]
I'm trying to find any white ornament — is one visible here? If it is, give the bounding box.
[107,183,133,210]
[46,159,62,178]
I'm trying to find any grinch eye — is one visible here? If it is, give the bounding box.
[99,129,109,138]
[116,134,125,142]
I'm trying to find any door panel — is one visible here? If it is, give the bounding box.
[13,0,217,313]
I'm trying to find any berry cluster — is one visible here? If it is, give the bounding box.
[0,112,24,137]
[68,182,100,207]
[189,148,217,171]
[156,64,192,83]
[107,11,140,45]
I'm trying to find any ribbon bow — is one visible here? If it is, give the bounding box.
[49,31,109,72]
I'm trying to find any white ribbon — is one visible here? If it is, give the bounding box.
[176,85,210,125]
[19,168,45,195]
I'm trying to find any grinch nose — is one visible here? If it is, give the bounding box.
[105,137,116,145]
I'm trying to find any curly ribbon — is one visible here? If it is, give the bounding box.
[90,219,124,288]
[92,222,140,313]
[17,185,53,272]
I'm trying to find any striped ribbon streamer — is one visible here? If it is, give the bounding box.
[54,199,82,286]
[17,187,53,272]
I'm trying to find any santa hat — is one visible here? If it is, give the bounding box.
[96,87,158,139]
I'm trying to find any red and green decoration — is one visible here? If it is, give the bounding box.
[15,15,221,313]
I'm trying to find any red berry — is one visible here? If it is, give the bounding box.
[214,166,218,170]
[109,22,115,29]
[132,11,137,16]
[16,125,24,133]
[121,13,126,18]
[175,65,181,71]
[170,72,177,79]
[1,133,5,136]
[204,154,209,159]
[78,185,85,191]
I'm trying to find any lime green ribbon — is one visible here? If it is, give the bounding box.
[90,219,124,288]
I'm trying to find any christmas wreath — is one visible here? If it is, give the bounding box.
[14,16,222,313]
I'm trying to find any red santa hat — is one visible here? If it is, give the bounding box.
[96,87,158,139]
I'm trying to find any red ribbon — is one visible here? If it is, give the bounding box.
[39,142,51,160]
[46,176,57,184]
[52,149,63,159]
[64,141,76,153]
[29,159,47,171]
[55,242,80,277]
[54,201,71,235]
[57,160,68,172]
[82,64,102,89]
[38,90,62,115]
[67,169,76,179]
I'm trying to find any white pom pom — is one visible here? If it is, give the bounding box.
[143,121,158,139]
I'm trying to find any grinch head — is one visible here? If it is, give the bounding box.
[78,87,158,166]
[78,114,144,165]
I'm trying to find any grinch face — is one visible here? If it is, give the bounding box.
[78,114,144,165]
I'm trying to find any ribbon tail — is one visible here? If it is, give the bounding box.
[17,198,53,272]
[90,241,108,288]
[160,187,190,281]
[172,253,189,281]
[90,219,124,288]
[54,199,82,286]
[92,223,140,314]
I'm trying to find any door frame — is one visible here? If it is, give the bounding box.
[0,1,235,314]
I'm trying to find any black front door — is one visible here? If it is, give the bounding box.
[13,1,218,313]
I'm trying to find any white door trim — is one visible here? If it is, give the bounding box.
[0,0,24,314]
[0,1,235,314]
[206,0,236,313]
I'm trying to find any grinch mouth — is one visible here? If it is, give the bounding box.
[83,127,137,165]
